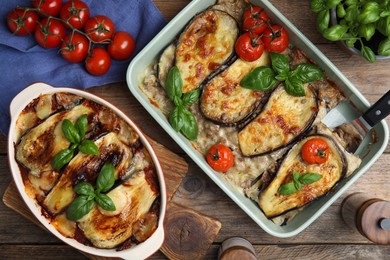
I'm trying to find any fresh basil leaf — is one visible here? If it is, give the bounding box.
[270,52,290,75]
[317,9,330,34]
[169,106,185,132]
[166,66,183,101]
[380,11,390,18]
[378,38,390,56]
[95,193,116,211]
[96,163,115,193]
[182,88,201,106]
[78,139,99,155]
[358,2,380,24]
[345,38,358,47]
[180,108,198,141]
[358,23,376,41]
[310,0,326,13]
[275,73,287,81]
[70,143,78,151]
[66,195,94,221]
[361,45,376,62]
[345,0,357,6]
[278,182,297,195]
[172,96,182,107]
[299,173,323,185]
[293,64,324,83]
[285,77,305,97]
[240,66,278,91]
[62,119,81,144]
[377,16,390,36]
[323,24,349,41]
[292,171,302,191]
[75,114,88,138]
[52,148,74,170]
[74,182,95,196]
[345,5,359,22]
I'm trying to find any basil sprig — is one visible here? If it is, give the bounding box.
[52,114,98,170]
[278,171,323,195]
[166,66,199,140]
[66,163,116,221]
[240,52,324,96]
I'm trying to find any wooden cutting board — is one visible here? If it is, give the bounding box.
[3,138,221,259]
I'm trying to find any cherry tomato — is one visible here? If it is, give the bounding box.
[235,32,264,62]
[59,0,90,30]
[84,15,115,43]
[35,18,66,48]
[242,5,270,35]
[85,48,111,76]
[107,31,136,60]
[32,0,63,17]
[206,144,234,172]
[7,8,39,35]
[61,33,89,63]
[261,24,289,53]
[301,138,330,165]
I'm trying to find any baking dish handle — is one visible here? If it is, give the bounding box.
[9,82,54,118]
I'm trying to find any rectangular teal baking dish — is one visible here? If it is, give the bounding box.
[126,0,389,237]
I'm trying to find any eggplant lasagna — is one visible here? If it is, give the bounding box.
[14,92,160,249]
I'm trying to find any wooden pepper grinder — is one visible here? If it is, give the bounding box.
[218,237,257,260]
[341,192,390,244]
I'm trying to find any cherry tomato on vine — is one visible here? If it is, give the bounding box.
[84,15,115,43]
[61,33,89,63]
[261,24,289,53]
[242,5,270,35]
[206,144,234,172]
[32,0,63,17]
[85,48,111,76]
[301,138,329,165]
[235,32,264,62]
[7,8,39,35]
[35,18,66,48]
[59,0,90,29]
[107,31,136,60]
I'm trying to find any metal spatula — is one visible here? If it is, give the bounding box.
[322,90,390,137]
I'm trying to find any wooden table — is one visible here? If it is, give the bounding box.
[1,0,389,259]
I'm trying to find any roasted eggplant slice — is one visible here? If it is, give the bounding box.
[157,43,176,89]
[238,84,318,156]
[77,168,159,249]
[258,134,347,218]
[176,9,239,93]
[200,52,270,125]
[43,132,134,216]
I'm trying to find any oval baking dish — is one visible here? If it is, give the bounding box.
[7,82,166,259]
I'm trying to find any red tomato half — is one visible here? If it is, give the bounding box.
[61,33,89,63]
[35,18,66,48]
[261,24,289,53]
[107,31,135,60]
[32,0,63,17]
[242,5,270,35]
[84,15,115,43]
[301,138,330,165]
[59,0,90,29]
[85,48,111,76]
[206,144,234,172]
[7,8,39,35]
[235,32,264,62]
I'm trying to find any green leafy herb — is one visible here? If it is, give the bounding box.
[378,38,390,55]
[166,66,200,141]
[52,114,99,170]
[66,163,116,221]
[278,171,323,196]
[240,52,324,97]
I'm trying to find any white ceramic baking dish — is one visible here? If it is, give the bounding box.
[7,82,167,259]
[126,0,389,237]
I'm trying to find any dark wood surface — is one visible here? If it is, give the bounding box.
[1,0,390,259]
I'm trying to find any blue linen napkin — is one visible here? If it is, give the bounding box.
[0,0,167,135]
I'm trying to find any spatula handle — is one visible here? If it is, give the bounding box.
[362,90,390,128]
